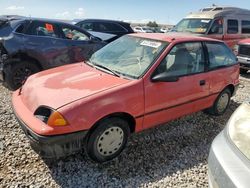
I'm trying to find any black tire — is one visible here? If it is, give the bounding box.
[240,68,248,74]
[5,61,40,90]
[86,117,130,163]
[204,88,231,116]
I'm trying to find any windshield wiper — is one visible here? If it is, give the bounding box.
[85,60,94,67]
[183,29,195,33]
[92,63,121,77]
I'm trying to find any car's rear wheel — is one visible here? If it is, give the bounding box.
[86,117,130,163]
[204,88,231,116]
[5,61,40,90]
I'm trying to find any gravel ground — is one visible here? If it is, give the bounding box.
[0,75,250,187]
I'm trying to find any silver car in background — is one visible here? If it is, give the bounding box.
[208,101,250,188]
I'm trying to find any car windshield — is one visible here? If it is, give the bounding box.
[89,35,168,78]
[173,18,212,34]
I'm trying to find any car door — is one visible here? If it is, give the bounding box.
[23,21,69,69]
[143,42,210,129]
[59,24,102,63]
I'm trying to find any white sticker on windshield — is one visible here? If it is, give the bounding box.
[140,40,161,48]
[201,20,210,23]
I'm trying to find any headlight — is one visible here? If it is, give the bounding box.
[228,102,250,159]
[34,106,68,127]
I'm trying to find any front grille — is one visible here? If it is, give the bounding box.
[238,45,250,57]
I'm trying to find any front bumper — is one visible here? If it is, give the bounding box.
[208,132,250,188]
[12,90,88,158]
[14,111,88,158]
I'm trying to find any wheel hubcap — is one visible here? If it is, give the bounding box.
[217,93,229,113]
[97,127,124,157]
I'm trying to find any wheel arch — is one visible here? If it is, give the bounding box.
[86,112,136,141]
[6,53,43,70]
[224,84,235,96]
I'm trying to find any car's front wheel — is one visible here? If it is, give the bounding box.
[204,88,231,116]
[86,117,130,163]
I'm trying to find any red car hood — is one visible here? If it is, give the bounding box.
[20,63,131,112]
[239,38,250,45]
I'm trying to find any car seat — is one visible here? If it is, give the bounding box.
[168,47,193,75]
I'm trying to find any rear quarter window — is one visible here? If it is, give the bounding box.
[0,20,23,36]
[206,42,237,69]
[15,24,25,33]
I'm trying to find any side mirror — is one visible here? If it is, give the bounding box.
[151,72,179,82]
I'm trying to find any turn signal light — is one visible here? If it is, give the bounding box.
[47,111,68,126]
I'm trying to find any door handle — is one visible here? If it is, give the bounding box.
[200,80,206,86]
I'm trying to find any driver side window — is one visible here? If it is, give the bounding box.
[61,26,89,41]
[208,19,223,34]
[156,42,205,77]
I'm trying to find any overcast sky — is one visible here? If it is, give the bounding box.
[1,0,250,24]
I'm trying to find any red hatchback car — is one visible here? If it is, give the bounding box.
[12,33,239,162]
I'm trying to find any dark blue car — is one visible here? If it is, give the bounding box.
[0,17,110,90]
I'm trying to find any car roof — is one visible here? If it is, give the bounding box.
[21,17,74,25]
[0,15,26,21]
[75,19,130,25]
[16,17,95,37]
[129,32,222,43]
[186,7,250,19]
